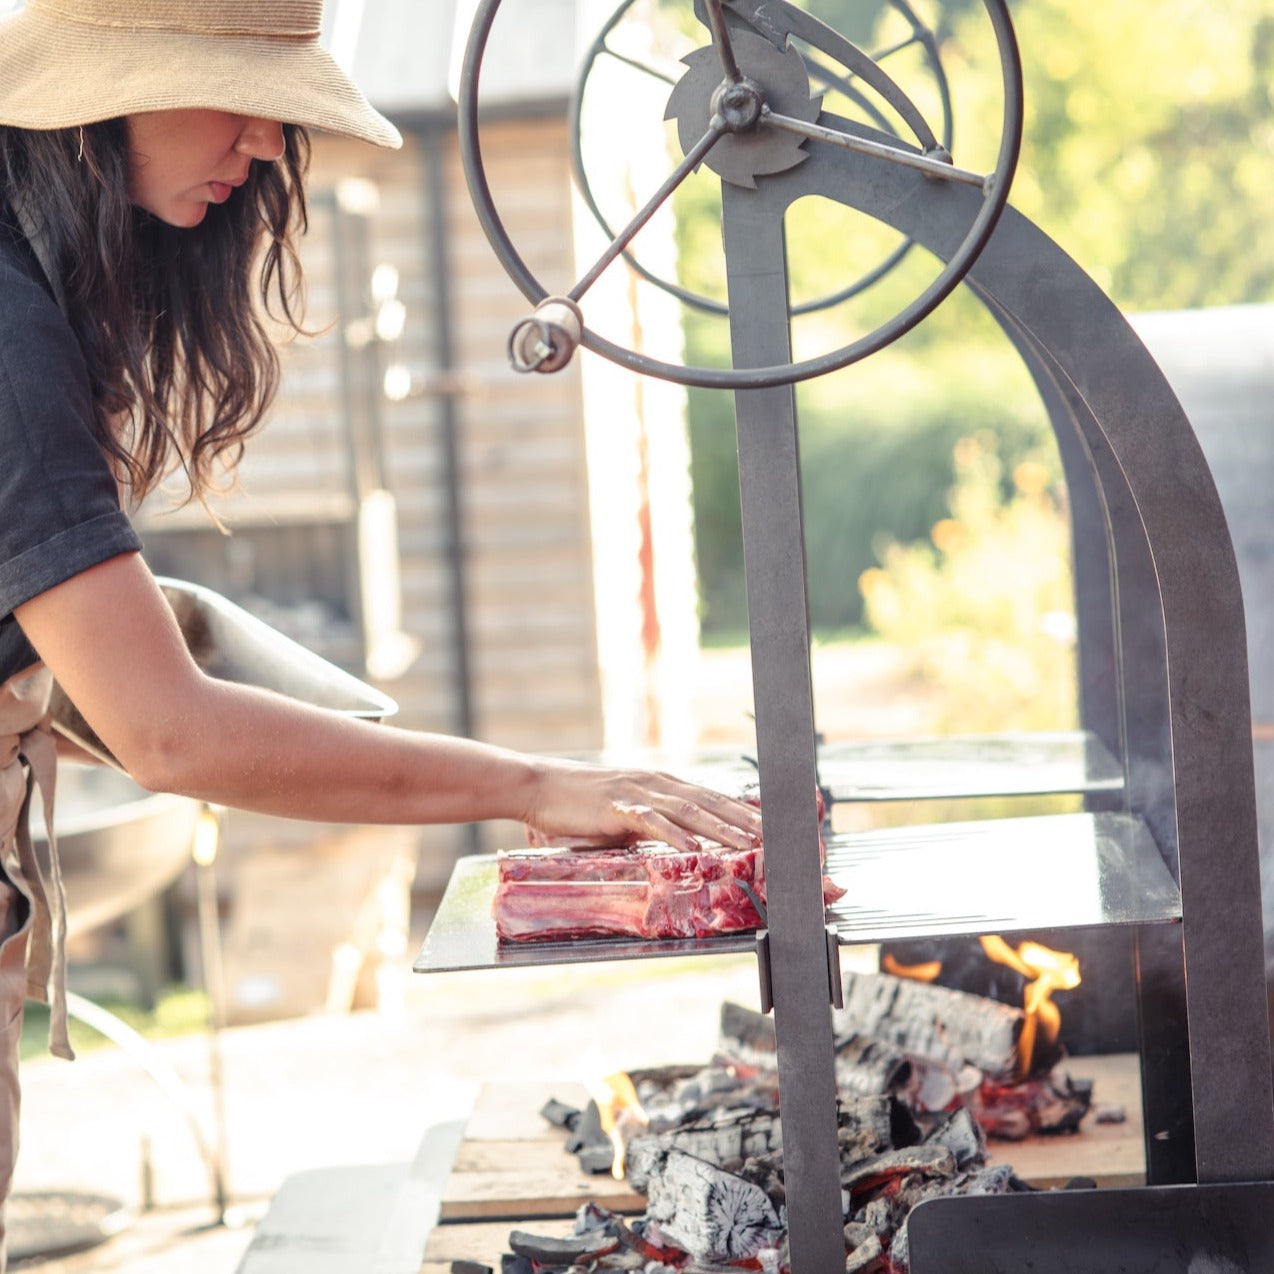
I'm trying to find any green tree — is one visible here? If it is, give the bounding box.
[659,0,1274,635]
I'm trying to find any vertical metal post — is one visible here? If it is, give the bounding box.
[420,124,481,855]
[721,182,845,1273]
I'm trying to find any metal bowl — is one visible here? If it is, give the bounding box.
[50,577,398,770]
[28,763,200,937]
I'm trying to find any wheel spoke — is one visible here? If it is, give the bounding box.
[703,0,744,84]
[568,122,727,302]
[761,107,987,189]
[869,31,924,64]
[598,42,682,87]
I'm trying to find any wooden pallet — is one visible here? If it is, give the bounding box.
[421,1058,1146,1271]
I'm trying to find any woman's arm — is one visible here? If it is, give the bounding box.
[16,552,763,851]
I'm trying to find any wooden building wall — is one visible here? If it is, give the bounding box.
[137,116,607,876]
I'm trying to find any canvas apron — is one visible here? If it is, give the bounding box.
[0,664,72,1270]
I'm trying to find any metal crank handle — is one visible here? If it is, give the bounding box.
[508,297,584,374]
[506,123,724,375]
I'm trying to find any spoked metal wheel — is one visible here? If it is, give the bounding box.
[458,0,1023,389]
[568,0,957,320]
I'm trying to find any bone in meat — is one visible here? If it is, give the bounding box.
[493,841,845,943]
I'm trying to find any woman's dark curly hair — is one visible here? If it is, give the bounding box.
[0,117,310,503]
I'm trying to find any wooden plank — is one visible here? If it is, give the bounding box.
[461,1080,591,1142]
[422,1218,576,1274]
[439,1081,642,1221]
[441,1139,644,1221]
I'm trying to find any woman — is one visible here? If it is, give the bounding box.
[0,0,762,1258]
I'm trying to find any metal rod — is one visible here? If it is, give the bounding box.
[599,44,680,86]
[761,106,987,187]
[567,122,725,303]
[703,0,743,84]
[421,121,481,853]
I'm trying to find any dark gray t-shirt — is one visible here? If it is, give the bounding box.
[0,208,143,682]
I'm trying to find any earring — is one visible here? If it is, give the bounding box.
[76,126,84,163]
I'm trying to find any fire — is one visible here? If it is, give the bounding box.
[979,935,1081,1079]
[881,953,942,983]
[587,1071,649,1179]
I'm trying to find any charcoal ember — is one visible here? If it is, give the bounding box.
[970,1068,1092,1140]
[844,1232,887,1273]
[854,1196,893,1238]
[500,1256,533,1274]
[834,972,1024,1083]
[1094,1102,1126,1124]
[842,1145,956,1201]
[641,1148,785,1262]
[835,1095,898,1161]
[591,1252,645,1270]
[833,1035,913,1097]
[734,1150,785,1208]
[885,1164,1015,1272]
[507,1227,619,1264]
[719,1002,777,1069]
[637,1065,778,1129]
[540,1096,581,1130]
[564,1100,609,1157]
[921,1105,985,1170]
[626,1106,784,1186]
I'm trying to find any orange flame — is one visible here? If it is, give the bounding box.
[587,1071,648,1179]
[881,953,943,983]
[980,935,1081,1079]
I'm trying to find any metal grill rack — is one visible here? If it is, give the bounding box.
[417,0,1274,1267]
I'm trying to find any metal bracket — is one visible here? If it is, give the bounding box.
[755,928,772,1014]
[826,924,844,1009]
[753,925,844,1014]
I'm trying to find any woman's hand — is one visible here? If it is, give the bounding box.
[520,758,763,853]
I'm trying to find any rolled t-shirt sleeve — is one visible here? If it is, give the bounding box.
[0,262,142,619]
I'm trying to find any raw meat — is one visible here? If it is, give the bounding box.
[493,840,845,943]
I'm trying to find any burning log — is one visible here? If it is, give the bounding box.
[969,1070,1092,1139]
[833,1034,915,1096]
[841,1144,956,1200]
[506,1228,619,1264]
[634,1147,786,1262]
[844,1233,887,1274]
[625,1106,784,1188]
[835,971,1024,1082]
[919,1105,985,1169]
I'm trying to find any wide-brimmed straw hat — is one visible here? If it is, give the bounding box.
[0,0,402,148]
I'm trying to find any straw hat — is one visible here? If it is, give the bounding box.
[0,0,402,148]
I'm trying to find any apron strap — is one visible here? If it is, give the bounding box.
[16,721,72,1061]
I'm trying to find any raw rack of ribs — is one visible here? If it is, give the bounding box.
[493,793,843,943]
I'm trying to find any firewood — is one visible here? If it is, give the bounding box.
[834,971,1023,1081]
[625,1107,785,1187]
[639,1149,785,1262]
[718,1002,776,1067]
[835,1095,897,1161]
[833,1035,914,1096]
[921,1106,985,1170]
[506,1228,619,1264]
[845,1233,887,1273]
[886,1164,1015,1271]
[841,1145,956,1197]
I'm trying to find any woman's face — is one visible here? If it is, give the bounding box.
[125,109,286,228]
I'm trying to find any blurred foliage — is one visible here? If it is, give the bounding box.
[21,984,211,1062]
[858,431,1077,734]
[660,0,1274,636]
